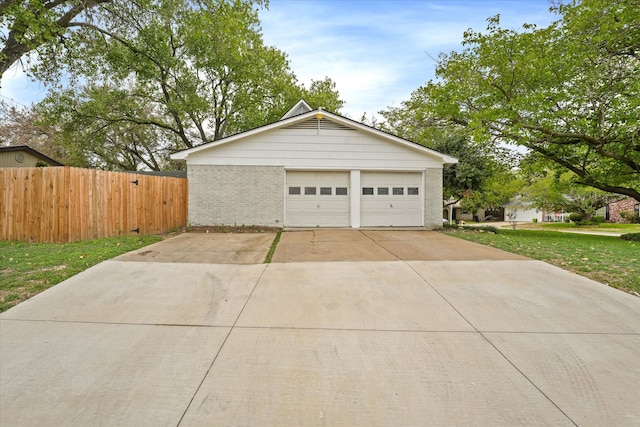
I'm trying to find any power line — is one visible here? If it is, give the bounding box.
[0,94,30,108]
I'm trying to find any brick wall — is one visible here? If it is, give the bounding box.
[424,168,443,229]
[187,165,284,227]
[608,198,640,223]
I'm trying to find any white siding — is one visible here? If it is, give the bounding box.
[187,127,442,170]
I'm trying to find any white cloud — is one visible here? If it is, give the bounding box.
[260,0,556,119]
[1,0,556,120]
[0,66,47,108]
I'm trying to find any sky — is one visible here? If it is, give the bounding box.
[0,0,558,120]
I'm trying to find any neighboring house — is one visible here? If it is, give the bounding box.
[171,100,457,228]
[503,197,543,222]
[0,146,63,168]
[543,211,569,222]
[604,197,640,223]
[442,198,497,224]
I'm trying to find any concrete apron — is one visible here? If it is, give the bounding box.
[1,230,639,426]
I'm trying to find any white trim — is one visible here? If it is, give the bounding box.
[282,170,288,227]
[280,99,313,120]
[421,171,426,227]
[284,166,429,172]
[350,170,361,228]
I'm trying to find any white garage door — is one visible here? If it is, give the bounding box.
[361,172,422,226]
[286,171,350,227]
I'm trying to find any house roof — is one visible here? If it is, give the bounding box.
[171,102,458,164]
[280,99,314,120]
[0,145,63,166]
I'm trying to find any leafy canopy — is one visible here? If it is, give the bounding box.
[33,0,343,170]
[522,170,620,219]
[418,0,640,201]
[381,92,520,212]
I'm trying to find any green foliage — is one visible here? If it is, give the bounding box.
[0,235,161,312]
[415,0,640,202]
[34,0,343,170]
[522,170,620,219]
[442,223,499,234]
[620,233,640,242]
[300,78,345,114]
[0,0,112,77]
[569,213,584,223]
[620,211,640,224]
[380,103,521,212]
[445,228,640,294]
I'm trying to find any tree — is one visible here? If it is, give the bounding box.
[0,100,81,163]
[0,100,53,147]
[35,0,343,170]
[381,95,520,213]
[0,0,113,78]
[415,0,639,202]
[300,77,344,114]
[522,170,620,220]
[460,169,524,216]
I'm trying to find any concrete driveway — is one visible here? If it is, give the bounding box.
[1,230,639,426]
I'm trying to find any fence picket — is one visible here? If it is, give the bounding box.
[0,167,187,243]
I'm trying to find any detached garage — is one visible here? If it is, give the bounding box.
[171,100,457,229]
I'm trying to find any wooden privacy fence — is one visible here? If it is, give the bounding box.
[1,167,187,243]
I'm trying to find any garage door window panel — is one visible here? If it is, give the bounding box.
[336,187,348,196]
[377,187,389,195]
[305,187,317,195]
[320,187,332,195]
[289,186,301,195]
[393,187,404,195]
[408,187,419,195]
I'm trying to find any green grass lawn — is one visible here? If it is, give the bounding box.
[538,222,640,232]
[0,236,162,312]
[444,228,639,295]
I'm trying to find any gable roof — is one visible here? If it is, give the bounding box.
[171,102,458,164]
[0,145,63,166]
[280,99,314,120]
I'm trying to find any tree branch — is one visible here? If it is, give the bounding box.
[0,0,111,77]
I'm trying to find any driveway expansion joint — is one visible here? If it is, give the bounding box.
[3,230,638,426]
[403,259,580,427]
[176,263,269,426]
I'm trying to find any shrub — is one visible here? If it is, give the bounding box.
[620,211,640,224]
[459,225,498,233]
[591,216,606,224]
[569,213,583,222]
[620,233,640,241]
[474,225,498,234]
[532,218,538,223]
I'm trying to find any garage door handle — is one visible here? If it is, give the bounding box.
[390,203,393,208]
[317,204,320,208]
